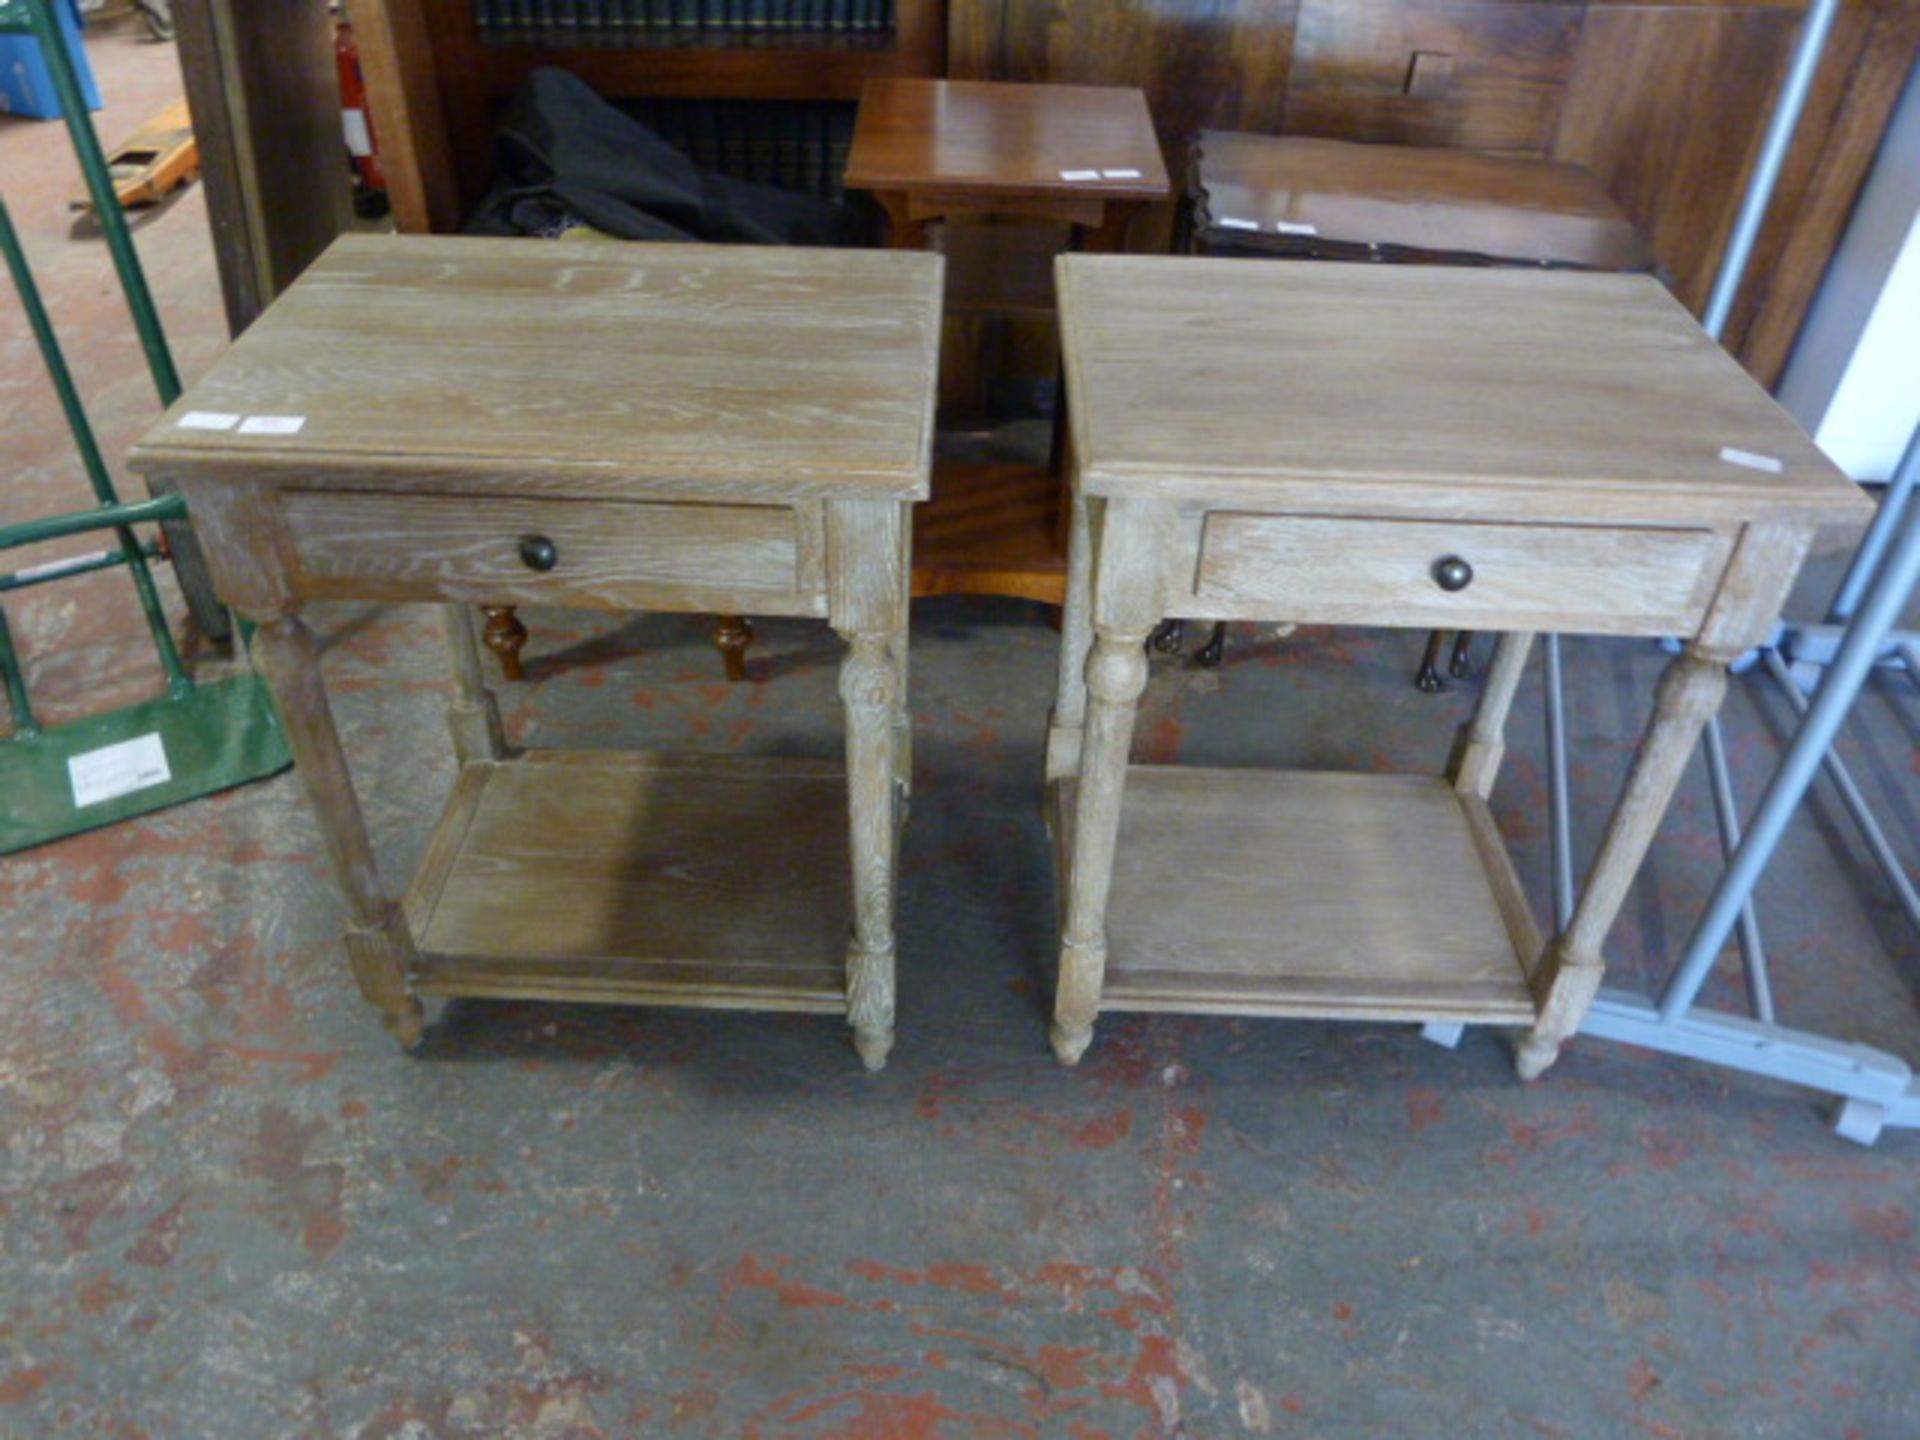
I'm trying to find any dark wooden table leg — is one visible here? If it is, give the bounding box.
[481,605,527,683]
[714,614,753,682]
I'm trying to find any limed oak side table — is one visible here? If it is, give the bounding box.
[131,234,941,1070]
[1046,256,1868,1076]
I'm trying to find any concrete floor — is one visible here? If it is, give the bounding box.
[5,28,1920,1440]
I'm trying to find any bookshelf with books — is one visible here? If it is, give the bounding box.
[352,0,945,236]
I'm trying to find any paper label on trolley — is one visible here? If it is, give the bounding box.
[239,415,306,435]
[1059,169,1102,182]
[1101,168,1144,180]
[1217,216,1260,231]
[1719,446,1783,473]
[177,411,241,431]
[1273,220,1319,236]
[69,732,171,809]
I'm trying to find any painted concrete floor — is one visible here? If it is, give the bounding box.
[5,28,1920,1440]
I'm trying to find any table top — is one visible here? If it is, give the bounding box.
[1056,256,1866,527]
[132,234,945,501]
[844,79,1171,203]
[1193,133,1651,272]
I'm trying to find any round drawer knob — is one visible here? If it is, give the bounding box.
[1431,555,1474,593]
[518,535,558,572]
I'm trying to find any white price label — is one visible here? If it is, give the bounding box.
[1058,169,1101,182]
[1217,217,1260,231]
[1101,168,1144,180]
[68,733,171,809]
[239,415,306,436]
[1719,447,1783,473]
[1273,220,1319,236]
[178,411,241,431]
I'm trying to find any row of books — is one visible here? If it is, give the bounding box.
[473,0,898,40]
[621,99,857,202]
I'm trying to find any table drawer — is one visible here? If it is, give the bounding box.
[1192,512,1724,634]
[280,489,820,615]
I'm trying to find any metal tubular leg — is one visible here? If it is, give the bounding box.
[0,607,39,737]
[1762,649,1920,933]
[1543,633,1575,931]
[1658,485,1920,1023]
[1699,0,1844,341]
[0,198,191,696]
[26,0,180,403]
[1701,715,1774,1024]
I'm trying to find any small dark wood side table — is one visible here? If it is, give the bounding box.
[131,235,942,1070]
[1046,255,1867,1077]
[845,78,1171,608]
[1173,133,1654,685]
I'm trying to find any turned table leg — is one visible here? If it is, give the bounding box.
[1448,631,1535,799]
[713,614,753,683]
[1053,626,1151,1064]
[827,498,910,1070]
[1516,641,1733,1079]
[480,605,527,683]
[1050,497,1169,1064]
[252,614,424,1048]
[443,604,505,765]
[839,629,901,1071]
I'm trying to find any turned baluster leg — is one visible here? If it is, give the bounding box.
[713,614,753,683]
[1051,498,1168,1064]
[1516,641,1733,1079]
[1053,627,1151,1064]
[442,604,505,765]
[480,605,527,683]
[252,613,424,1049]
[827,498,909,1071]
[1448,631,1536,799]
[840,629,901,1071]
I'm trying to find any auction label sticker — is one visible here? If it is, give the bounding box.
[69,732,171,809]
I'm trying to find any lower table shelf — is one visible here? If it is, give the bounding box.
[403,749,852,1012]
[1053,765,1542,1024]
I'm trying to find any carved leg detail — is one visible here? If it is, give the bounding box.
[1518,643,1731,1078]
[714,614,753,683]
[839,629,900,1071]
[253,614,423,1049]
[1053,628,1150,1065]
[481,605,527,683]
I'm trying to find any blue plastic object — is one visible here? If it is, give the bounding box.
[0,0,100,120]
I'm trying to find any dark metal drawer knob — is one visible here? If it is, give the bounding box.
[1432,555,1473,592]
[518,535,558,572]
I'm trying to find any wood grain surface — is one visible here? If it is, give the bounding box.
[1189,511,1724,635]
[280,489,817,617]
[131,234,944,501]
[1083,766,1537,1023]
[1192,132,1650,270]
[1056,256,1865,526]
[405,751,852,1010]
[846,79,1172,201]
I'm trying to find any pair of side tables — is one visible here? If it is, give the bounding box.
[131,232,1866,1078]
